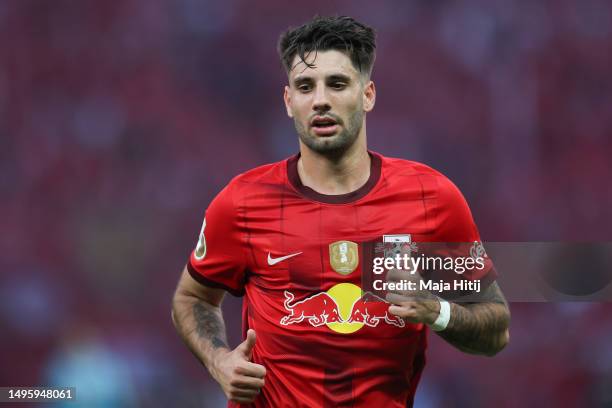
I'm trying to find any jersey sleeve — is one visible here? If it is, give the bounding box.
[430,176,496,283]
[187,182,247,296]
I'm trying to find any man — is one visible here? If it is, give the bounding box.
[172,16,510,407]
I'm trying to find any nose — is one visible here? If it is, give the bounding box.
[312,85,331,113]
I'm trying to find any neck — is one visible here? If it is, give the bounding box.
[297,135,370,196]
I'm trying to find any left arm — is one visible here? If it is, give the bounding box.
[387,280,510,356]
[435,282,510,356]
[388,175,511,355]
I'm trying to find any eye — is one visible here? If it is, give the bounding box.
[330,82,347,90]
[297,84,312,92]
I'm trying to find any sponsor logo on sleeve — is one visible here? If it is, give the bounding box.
[194,218,207,260]
[470,241,488,259]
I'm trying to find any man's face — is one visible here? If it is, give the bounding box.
[283,50,375,155]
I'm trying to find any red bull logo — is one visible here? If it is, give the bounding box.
[346,292,405,328]
[280,291,342,327]
[280,283,405,333]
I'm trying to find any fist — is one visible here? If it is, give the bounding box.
[212,329,267,403]
[385,268,441,326]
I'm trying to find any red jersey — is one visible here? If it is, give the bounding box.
[188,151,492,407]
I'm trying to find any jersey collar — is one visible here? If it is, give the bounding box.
[286,151,382,204]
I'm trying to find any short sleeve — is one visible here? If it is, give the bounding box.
[430,176,496,283]
[187,183,247,296]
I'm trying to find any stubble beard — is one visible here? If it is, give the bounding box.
[295,108,364,158]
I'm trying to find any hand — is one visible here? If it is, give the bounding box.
[385,268,441,326]
[211,329,266,404]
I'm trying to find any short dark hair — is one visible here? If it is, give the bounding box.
[278,16,376,77]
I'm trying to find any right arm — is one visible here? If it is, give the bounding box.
[171,265,229,370]
[172,266,266,404]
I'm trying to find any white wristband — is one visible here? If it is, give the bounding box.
[430,298,451,332]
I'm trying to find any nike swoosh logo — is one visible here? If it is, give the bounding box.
[267,251,302,266]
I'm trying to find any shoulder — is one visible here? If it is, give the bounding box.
[377,153,464,201]
[206,159,287,221]
[381,154,479,240]
[227,158,288,189]
[216,157,293,206]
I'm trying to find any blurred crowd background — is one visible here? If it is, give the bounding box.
[1,0,611,407]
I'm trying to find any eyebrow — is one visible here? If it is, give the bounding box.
[327,74,351,83]
[292,73,352,85]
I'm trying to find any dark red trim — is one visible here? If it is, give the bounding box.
[187,262,245,297]
[286,151,382,204]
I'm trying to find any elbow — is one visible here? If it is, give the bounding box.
[170,291,182,329]
[486,306,511,356]
[483,328,510,357]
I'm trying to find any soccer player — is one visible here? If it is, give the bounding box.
[172,16,510,407]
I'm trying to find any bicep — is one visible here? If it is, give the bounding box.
[175,264,226,307]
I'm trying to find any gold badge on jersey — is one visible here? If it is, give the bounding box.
[329,240,359,275]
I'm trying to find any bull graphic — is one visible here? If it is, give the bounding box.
[346,292,405,328]
[280,291,342,327]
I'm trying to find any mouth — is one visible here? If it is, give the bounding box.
[310,116,339,136]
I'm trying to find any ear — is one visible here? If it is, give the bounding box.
[283,85,293,118]
[363,80,376,112]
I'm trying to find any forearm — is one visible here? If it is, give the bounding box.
[171,292,229,373]
[436,301,510,356]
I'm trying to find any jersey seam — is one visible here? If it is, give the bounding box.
[229,181,252,291]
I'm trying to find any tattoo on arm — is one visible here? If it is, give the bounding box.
[193,301,229,350]
[437,282,510,356]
